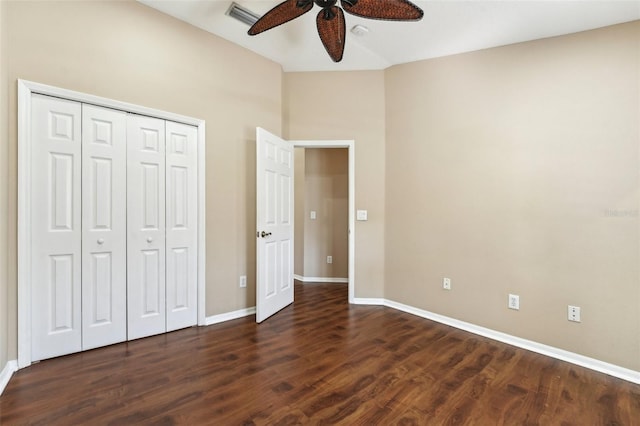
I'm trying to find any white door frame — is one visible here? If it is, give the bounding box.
[292,140,355,304]
[17,80,207,368]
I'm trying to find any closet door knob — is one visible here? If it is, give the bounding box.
[147,237,153,243]
[97,238,104,244]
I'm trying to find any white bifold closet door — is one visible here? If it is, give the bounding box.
[31,97,128,360]
[165,121,198,332]
[31,94,83,361]
[81,104,127,350]
[127,116,198,340]
[31,94,199,360]
[127,115,167,340]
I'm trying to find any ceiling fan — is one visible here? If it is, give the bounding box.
[248,0,424,62]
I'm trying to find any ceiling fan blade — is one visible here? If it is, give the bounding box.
[316,6,347,62]
[341,0,423,21]
[248,0,314,36]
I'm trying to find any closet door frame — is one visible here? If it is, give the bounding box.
[17,80,206,368]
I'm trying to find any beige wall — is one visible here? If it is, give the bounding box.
[385,22,640,370]
[301,148,349,279]
[0,0,9,370]
[283,71,386,297]
[3,0,282,360]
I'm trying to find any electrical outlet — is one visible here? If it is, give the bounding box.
[327,256,332,264]
[239,275,247,288]
[508,294,520,310]
[443,277,451,290]
[568,305,581,322]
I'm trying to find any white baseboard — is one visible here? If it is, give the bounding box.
[294,274,348,283]
[382,299,640,385]
[353,297,385,305]
[205,307,256,326]
[0,360,18,396]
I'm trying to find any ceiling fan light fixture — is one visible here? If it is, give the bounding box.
[226,2,260,26]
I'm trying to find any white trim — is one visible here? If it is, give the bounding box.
[292,140,355,304]
[294,274,348,283]
[19,81,203,126]
[0,360,18,396]
[197,122,206,327]
[17,80,206,368]
[17,81,31,368]
[353,297,385,305]
[383,299,640,385]
[205,307,256,326]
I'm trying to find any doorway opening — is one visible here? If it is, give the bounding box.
[292,141,355,303]
[293,147,349,289]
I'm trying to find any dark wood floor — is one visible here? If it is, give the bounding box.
[1,283,639,425]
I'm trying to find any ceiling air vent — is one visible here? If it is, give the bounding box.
[226,2,260,26]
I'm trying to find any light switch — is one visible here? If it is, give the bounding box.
[357,210,368,221]
[310,211,317,220]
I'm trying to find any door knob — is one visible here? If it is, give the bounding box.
[97,238,104,245]
[260,231,272,238]
[147,237,153,243]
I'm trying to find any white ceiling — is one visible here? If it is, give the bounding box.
[139,0,640,72]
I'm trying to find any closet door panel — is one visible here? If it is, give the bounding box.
[127,115,166,340]
[81,104,127,350]
[165,122,198,331]
[31,94,82,361]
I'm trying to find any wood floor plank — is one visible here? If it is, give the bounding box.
[1,282,639,425]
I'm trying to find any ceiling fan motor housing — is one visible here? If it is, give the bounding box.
[314,0,338,7]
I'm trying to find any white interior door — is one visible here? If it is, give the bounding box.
[31,94,82,361]
[81,104,127,350]
[256,127,294,323]
[127,115,166,340]
[165,121,198,331]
